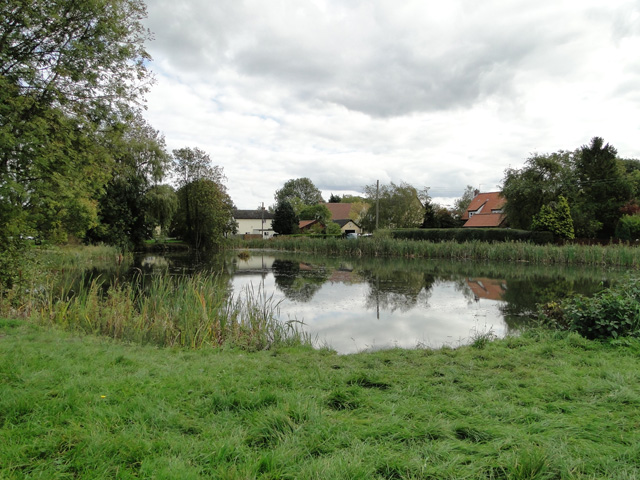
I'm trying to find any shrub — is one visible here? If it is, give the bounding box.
[540,278,640,340]
[615,215,640,242]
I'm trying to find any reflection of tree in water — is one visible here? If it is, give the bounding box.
[363,269,437,313]
[272,259,329,302]
[499,276,608,330]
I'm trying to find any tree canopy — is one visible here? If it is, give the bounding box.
[0,0,153,289]
[272,201,299,235]
[501,137,637,239]
[361,182,426,231]
[274,178,324,213]
[171,148,235,250]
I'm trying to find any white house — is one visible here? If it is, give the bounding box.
[234,209,275,238]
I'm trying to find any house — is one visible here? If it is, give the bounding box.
[461,192,507,228]
[234,209,275,238]
[299,219,325,233]
[325,203,363,235]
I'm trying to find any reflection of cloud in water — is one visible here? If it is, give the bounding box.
[232,275,507,354]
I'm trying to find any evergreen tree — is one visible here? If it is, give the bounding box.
[272,201,299,235]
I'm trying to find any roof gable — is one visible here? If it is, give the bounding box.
[461,192,505,220]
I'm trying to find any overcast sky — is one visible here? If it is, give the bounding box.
[141,0,640,209]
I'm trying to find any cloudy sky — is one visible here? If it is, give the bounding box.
[142,0,640,209]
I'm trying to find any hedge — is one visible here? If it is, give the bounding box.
[389,228,554,244]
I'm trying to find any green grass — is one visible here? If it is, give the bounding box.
[2,322,640,478]
[243,237,640,267]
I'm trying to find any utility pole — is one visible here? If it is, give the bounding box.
[261,202,265,237]
[375,180,379,231]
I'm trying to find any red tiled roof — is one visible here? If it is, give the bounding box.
[461,192,505,220]
[325,203,353,220]
[299,220,317,229]
[463,213,506,228]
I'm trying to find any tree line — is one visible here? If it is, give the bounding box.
[0,0,234,291]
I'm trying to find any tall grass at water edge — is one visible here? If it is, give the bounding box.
[29,273,308,350]
[244,236,640,267]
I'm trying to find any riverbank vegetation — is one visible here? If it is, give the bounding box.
[1,246,306,351]
[2,321,640,479]
[242,236,640,267]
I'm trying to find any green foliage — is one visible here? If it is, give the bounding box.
[325,222,343,235]
[274,178,324,210]
[502,138,636,239]
[615,215,640,242]
[0,0,152,282]
[171,148,235,250]
[173,179,235,250]
[361,181,426,231]
[502,151,576,230]
[272,201,299,235]
[422,203,460,228]
[531,196,575,240]
[299,204,332,224]
[391,228,554,244]
[575,137,632,238]
[453,185,476,219]
[541,278,640,340]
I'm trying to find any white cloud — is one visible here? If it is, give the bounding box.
[142,0,640,208]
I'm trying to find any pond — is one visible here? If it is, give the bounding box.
[131,250,623,354]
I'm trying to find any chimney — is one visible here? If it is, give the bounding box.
[474,189,480,197]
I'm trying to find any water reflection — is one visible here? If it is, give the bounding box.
[220,251,619,353]
[80,250,623,354]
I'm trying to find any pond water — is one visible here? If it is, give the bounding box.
[131,250,623,354]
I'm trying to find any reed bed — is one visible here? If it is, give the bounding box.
[30,273,309,350]
[244,237,640,267]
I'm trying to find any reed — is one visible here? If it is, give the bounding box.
[30,273,309,350]
[242,237,640,267]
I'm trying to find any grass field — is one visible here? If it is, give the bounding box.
[2,319,640,479]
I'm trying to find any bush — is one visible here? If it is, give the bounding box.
[390,228,553,245]
[540,278,640,340]
[615,215,640,242]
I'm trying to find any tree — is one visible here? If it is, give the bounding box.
[453,186,476,219]
[274,178,324,213]
[501,151,576,230]
[574,137,632,238]
[86,114,170,248]
[145,185,178,236]
[328,193,341,203]
[531,196,575,240]
[272,201,299,235]
[361,182,426,231]
[423,202,459,228]
[299,204,332,225]
[0,0,151,288]
[171,148,235,250]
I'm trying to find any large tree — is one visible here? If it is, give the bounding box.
[272,201,299,235]
[86,114,170,248]
[573,137,632,238]
[171,148,235,250]
[501,151,576,230]
[361,182,426,231]
[0,0,151,289]
[274,178,324,213]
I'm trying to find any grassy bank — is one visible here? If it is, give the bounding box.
[243,236,640,267]
[2,321,640,479]
[2,246,307,351]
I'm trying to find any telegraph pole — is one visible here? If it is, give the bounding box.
[375,180,379,231]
